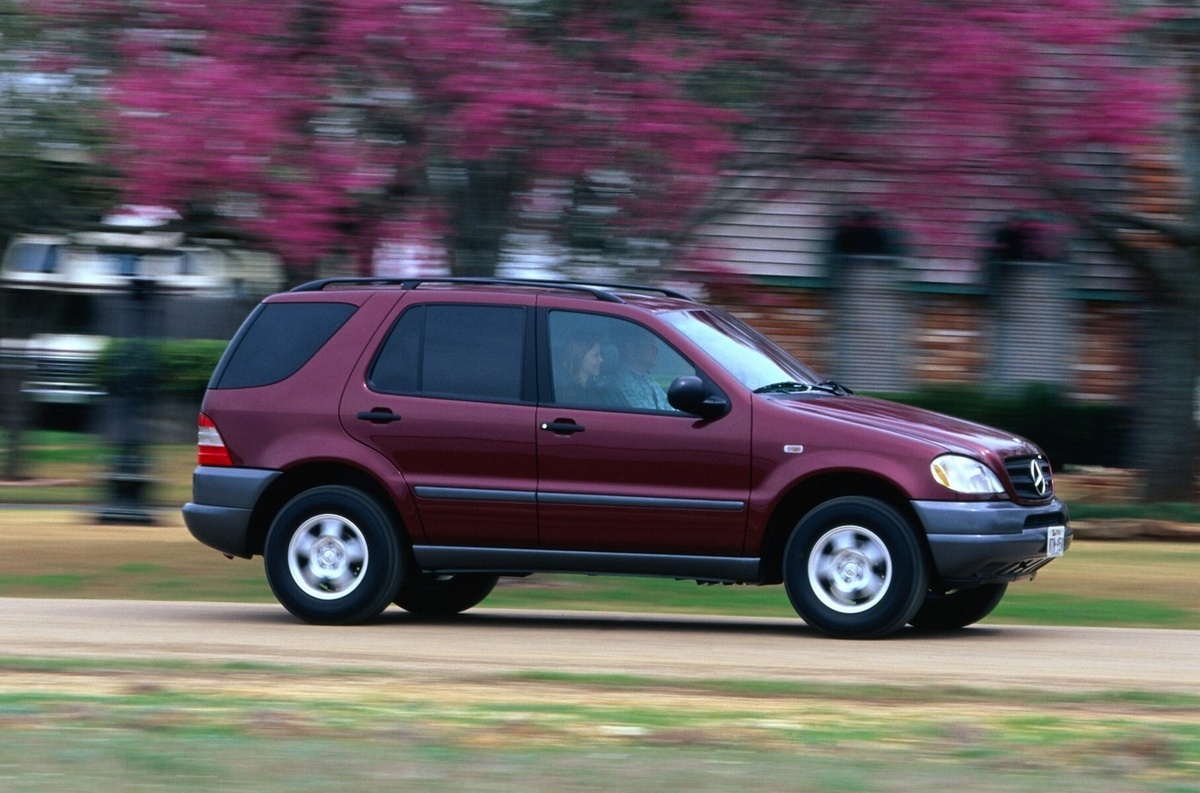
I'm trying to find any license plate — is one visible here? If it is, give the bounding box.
[1046,526,1065,558]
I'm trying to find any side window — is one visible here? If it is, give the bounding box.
[547,311,695,412]
[212,302,357,389]
[371,304,527,402]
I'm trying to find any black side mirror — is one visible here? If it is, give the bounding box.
[667,376,730,420]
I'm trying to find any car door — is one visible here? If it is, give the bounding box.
[341,295,539,547]
[535,306,752,556]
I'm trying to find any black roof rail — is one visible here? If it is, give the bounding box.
[290,276,695,303]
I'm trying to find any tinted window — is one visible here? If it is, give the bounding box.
[371,304,527,402]
[547,310,694,413]
[212,302,356,389]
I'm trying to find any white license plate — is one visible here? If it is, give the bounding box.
[1046,526,1065,558]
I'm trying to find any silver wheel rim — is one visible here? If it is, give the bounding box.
[287,514,369,600]
[807,525,892,614]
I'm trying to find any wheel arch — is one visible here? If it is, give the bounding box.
[759,472,932,585]
[245,462,407,557]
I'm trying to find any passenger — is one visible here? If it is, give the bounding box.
[556,332,610,406]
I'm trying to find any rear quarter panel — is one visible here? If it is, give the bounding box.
[199,290,428,537]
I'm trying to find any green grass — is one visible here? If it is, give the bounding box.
[0,662,1197,792]
[3,435,1199,791]
[0,432,193,505]
[3,431,1200,630]
[993,592,1195,628]
[2,503,1200,629]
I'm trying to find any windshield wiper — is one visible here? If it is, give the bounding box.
[812,379,853,395]
[752,381,813,394]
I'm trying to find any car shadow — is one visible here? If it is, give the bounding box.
[222,602,1010,640]
[375,607,1010,640]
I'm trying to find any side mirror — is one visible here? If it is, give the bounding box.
[667,376,730,420]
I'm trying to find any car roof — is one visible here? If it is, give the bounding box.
[287,277,701,310]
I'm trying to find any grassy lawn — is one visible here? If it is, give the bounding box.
[0,659,1197,793]
[0,507,1198,630]
[2,431,1200,630]
[0,431,194,506]
[3,434,1200,792]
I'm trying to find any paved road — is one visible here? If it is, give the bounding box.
[3,598,1197,694]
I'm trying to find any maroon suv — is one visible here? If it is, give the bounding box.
[183,278,1070,638]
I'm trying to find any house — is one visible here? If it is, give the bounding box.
[688,150,1182,405]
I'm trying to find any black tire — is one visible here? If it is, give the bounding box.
[783,497,927,639]
[264,485,404,625]
[394,573,500,617]
[908,583,1008,632]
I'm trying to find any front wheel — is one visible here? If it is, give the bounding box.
[394,573,500,617]
[908,583,1008,631]
[783,497,927,639]
[264,486,404,625]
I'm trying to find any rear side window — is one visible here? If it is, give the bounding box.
[370,304,527,402]
[211,302,356,389]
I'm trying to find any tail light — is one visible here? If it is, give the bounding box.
[197,413,233,466]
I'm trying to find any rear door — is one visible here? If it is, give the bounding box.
[341,293,539,547]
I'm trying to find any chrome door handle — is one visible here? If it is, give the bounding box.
[540,421,584,435]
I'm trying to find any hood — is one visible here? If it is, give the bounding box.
[767,393,1042,460]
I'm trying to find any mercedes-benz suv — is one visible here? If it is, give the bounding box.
[183,277,1070,638]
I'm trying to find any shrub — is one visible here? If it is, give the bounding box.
[876,384,1132,469]
[98,339,228,401]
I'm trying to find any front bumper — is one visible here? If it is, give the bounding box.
[182,466,281,558]
[911,498,1071,586]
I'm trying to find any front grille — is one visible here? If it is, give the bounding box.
[1005,456,1054,501]
[33,357,97,381]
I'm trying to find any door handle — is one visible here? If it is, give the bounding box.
[357,408,402,424]
[540,421,585,435]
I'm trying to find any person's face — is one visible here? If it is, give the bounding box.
[581,344,603,378]
[624,337,658,372]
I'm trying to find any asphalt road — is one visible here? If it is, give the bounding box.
[2,598,1197,695]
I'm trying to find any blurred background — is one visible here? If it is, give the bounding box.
[2,0,1200,510]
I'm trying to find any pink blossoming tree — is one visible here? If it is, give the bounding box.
[28,0,1200,497]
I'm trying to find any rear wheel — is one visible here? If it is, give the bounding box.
[264,486,404,625]
[394,573,499,617]
[783,497,927,639]
[908,583,1008,631]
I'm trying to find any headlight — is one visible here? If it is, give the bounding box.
[931,454,1005,495]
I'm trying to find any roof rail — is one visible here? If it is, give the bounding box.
[290,276,695,303]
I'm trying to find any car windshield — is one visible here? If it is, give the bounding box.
[661,308,821,391]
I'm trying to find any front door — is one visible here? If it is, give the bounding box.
[536,309,752,555]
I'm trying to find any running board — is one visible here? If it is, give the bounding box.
[411,546,763,583]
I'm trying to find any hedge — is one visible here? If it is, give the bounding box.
[876,383,1132,469]
[98,339,228,401]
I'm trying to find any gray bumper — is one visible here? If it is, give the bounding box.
[911,498,1071,585]
[182,466,281,559]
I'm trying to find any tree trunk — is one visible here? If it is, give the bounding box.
[448,161,516,278]
[1134,285,1199,501]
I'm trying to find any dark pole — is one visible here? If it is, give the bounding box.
[0,285,31,482]
[97,275,157,524]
